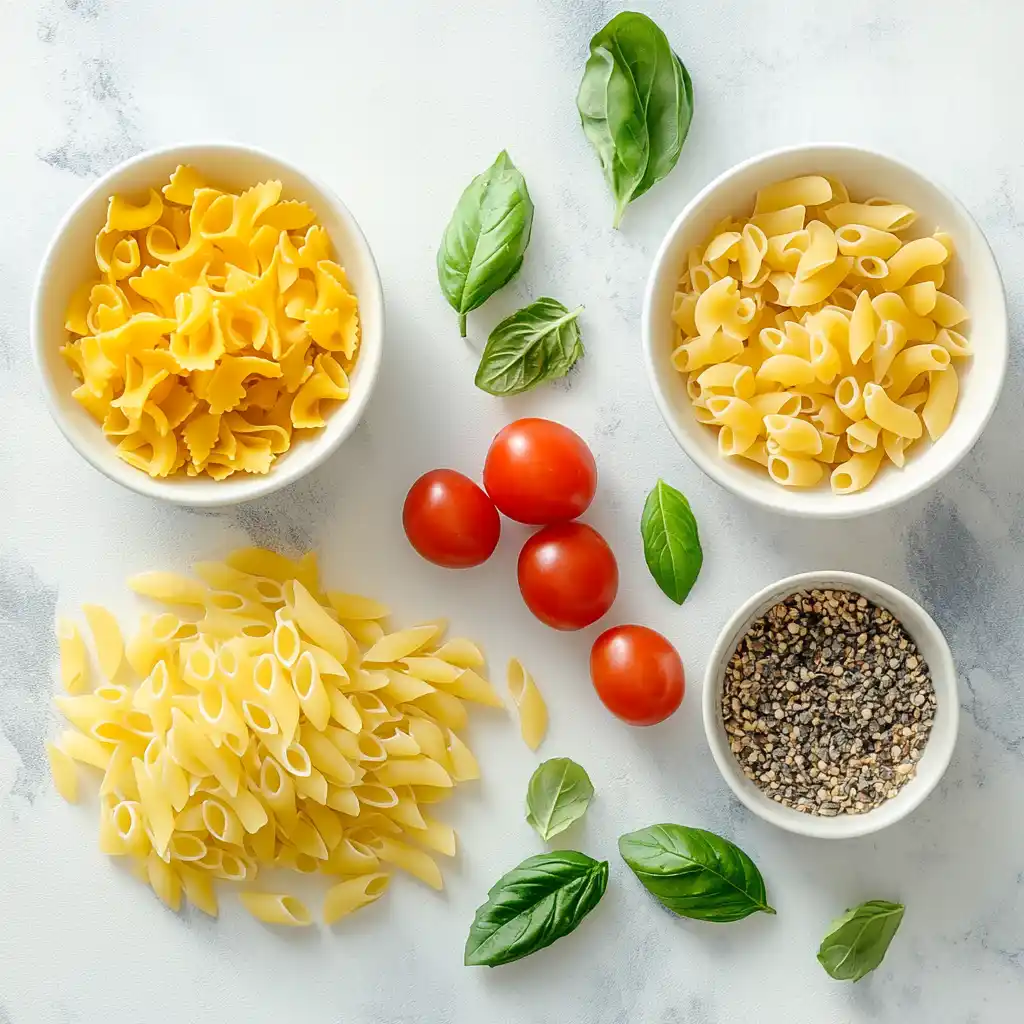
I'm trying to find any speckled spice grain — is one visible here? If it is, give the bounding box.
[722,588,937,816]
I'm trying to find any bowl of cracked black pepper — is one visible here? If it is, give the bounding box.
[703,571,958,838]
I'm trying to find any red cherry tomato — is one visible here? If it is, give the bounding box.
[403,469,500,568]
[517,522,618,630]
[590,625,685,726]
[483,418,597,525]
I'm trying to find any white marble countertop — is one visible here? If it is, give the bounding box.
[2,1,1022,1021]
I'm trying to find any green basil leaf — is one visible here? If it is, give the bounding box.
[465,851,608,966]
[619,824,775,922]
[817,900,904,982]
[475,298,584,396]
[640,480,703,604]
[525,757,595,842]
[576,12,694,226]
[437,151,534,337]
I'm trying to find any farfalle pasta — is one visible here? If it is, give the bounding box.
[61,166,360,480]
[670,174,971,493]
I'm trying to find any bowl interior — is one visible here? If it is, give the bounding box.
[33,143,383,505]
[645,145,1007,518]
[703,572,958,838]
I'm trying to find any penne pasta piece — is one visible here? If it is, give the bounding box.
[83,604,124,681]
[367,835,443,891]
[323,874,390,924]
[239,892,312,927]
[46,741,79,802]
[56,618,89,694]
[507,658,547,751]
[363,625,443,664]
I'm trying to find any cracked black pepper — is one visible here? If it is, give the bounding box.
[722,588,937,816]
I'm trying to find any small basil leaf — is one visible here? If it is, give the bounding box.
[817,900,905,982]
[576,12,694,226]
[619,823,775,922]
[465,851,608,966]
[525,757,595,842]
[437,150,534,337]
[475,298,584,396]
[640,480,703,604]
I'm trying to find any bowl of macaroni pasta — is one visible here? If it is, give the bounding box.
[32,142,384,506]
[641,144,1007,518]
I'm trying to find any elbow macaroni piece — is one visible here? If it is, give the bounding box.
[669,174,971,492]
[47,547,511,924]
[61,165,360,481]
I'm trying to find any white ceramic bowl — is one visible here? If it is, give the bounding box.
[32,142,384,506]
[642,144,1007,518]
[702,571,957,838]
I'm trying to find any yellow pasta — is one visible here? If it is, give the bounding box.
[61,165,361,480]
[670,173,970,493]
[47,547,506,923]
[507,658,548,751]
[323,874,390,924]
[863,383,922,439]
[239,893,312,927]
[56,618,89,694]
[83,604,124,680]
[46,742,79,802]
[831,447,886,494]
[923,367,959,441]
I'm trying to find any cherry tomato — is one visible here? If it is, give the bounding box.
[483,418,597,525]
[517,522,618,630]
[589,625,685,726]
[403,469,500,568]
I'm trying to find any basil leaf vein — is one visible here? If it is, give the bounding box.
[475,298,584,396]
[817,900,905,982]
[465,851,608,966]
[525,757,595,841]
[619,823,775,923]
[576,12,694,226]
[640,480,703,604]
[437,151,534,337]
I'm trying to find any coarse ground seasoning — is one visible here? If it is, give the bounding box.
[722,588,937,816]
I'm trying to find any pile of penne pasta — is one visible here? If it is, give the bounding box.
[671,174,971,492]
[46,547,537,926]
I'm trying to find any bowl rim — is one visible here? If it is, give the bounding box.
[701,569,959,839]
[30,139,385,507]
[641,141,1008,520]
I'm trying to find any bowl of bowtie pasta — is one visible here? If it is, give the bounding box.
[32,142,384,505]
[641,144,1007,518]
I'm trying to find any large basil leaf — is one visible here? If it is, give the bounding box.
[640,480,703,604]
[475,298,584,396]
[619,824,774,922]
[437,151,534,337]
[526,757,595,841]
[817,900,904,982]
[577,12,694,226]
[465,851,608,966]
